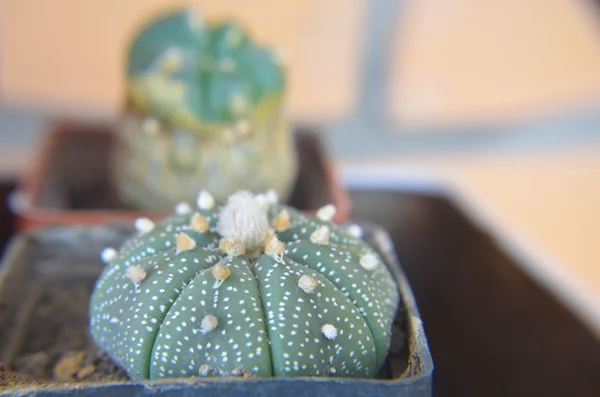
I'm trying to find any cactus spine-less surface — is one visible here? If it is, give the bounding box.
[90,191,399,380]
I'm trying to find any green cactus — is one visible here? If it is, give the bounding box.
[114,7,296,210]
[126,7,285,130]
[90,191,399,380]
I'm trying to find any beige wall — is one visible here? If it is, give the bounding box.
[391,0,600,126]
[0,0,365,121]
[3,0,600,126]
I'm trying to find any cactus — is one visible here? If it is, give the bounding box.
[114,7,296,210]
[126,7,285,130]
[90,191,399,380]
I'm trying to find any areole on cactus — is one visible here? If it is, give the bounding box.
[90,191,400,380]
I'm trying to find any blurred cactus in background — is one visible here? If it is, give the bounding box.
[114,7,297,210]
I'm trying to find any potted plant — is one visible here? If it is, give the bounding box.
[11,6,352,231]
[0,191,431,396]
[114,7,297,210]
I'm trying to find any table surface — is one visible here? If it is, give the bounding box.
[339,145,600,337]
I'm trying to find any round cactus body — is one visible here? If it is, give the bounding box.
[90,191,399,380]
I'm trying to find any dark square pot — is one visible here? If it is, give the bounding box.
[0,223,432,396]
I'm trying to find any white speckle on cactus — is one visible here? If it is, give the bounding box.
[217,191,269,251]
[298,275,317,293]
[160,47,184,72]
[347,224,363,238]
[228,93,248,116]
[141,118,160,135]
[272,209,290,232]
[174,202,192,215]
[360,253,379,271]
[200,314,218,333]
[135,218,155,234]
[191,213,209,233]
[176,232,197,252]
[254,194,270,212]
[316,204,337,221]
[212,264,231,288]
[126,266,147,284]
[197,190,215,210]
[219,57,236,72]
[310,226,330,245]
[264,235,285,257]
[265,189,279,205]
[198,364,210,376]
[100,247,117,263]
[321,324,338,340]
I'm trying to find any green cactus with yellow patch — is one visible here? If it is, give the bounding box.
[114,7,296,210]
[90,191,399,380]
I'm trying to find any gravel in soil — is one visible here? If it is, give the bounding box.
[1,276,129,386]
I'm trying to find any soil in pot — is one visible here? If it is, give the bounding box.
[3,276,128,385]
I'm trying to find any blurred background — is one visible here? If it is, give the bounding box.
[2,0,600,395]
[2,0,600,302]
[4,0,600,123]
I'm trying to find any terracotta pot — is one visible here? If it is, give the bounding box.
[12,121,350,231]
